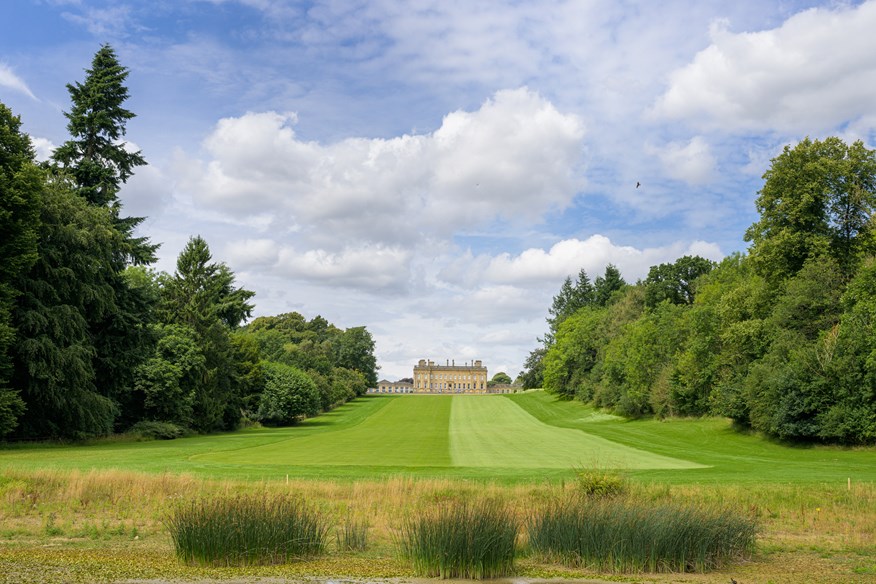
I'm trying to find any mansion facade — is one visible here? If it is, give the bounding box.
[369,358,496,394]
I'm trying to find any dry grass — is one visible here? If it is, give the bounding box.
[0,468,874,582]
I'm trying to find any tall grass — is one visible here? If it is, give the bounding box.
[166,495,330,566]
[399,498,517,579]
[527,496,758,573]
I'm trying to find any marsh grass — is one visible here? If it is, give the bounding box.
[166,495,330,566]
[399,498,517,579]
[336,511,369,551]
[527,495,758,573]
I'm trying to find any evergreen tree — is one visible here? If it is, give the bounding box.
[158,236,254,432]
[51,45,159,420]
[0,102,41,436]
[593,264,626,306]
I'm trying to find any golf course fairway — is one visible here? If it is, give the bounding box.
[200,394,702,469]
[2,391,875,483]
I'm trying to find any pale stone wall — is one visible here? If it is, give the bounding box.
[412,359,489,393]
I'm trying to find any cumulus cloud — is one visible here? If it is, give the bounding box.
[0,63,37,100]
[274,244,411,291]
[30,137,55,161]
[440,235,724,288]
[649,136,716,185]
[652,2,876,133]
[177,88,585,248]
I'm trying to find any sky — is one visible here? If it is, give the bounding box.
[2,0,876,381]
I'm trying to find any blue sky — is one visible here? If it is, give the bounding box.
[2,0,875,380]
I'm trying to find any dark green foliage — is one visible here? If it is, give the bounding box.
[644,255,715,307]
[11,178,121,439]
[158,236,254,432]
[244,312,378,404]
[52,44,146,208]
[490,371,513,385]
[133,323,204,428]
[593,263,627,306]
[543,307,604,399]
[400,499,517,579]
[745,137,876,282]
[519,346,546,389]
[167,495,330,566]
[527,497,757,573]
[257,362,320,425]
[0,102,41,436]
[546,269,594,343]
[127,420,187,440]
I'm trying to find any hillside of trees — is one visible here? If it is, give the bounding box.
[0,45,376,440]
[522,137,876,445]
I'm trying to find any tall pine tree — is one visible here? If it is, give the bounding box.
[52,45,158,424]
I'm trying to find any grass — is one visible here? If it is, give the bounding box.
[0,468,873,583]
[1,391,875,581]
[527,495,758,573]
[166,495,329,566]
[399,498,517,579]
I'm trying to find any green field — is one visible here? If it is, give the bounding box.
[2,391,874,485]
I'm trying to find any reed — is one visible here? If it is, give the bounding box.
[527,495,758,573]
[399,498,517,579]
[336,511,369,551]
[166,494,330,566]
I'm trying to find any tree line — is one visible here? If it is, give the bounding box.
[522,137,876,445]
[0,45,377,440]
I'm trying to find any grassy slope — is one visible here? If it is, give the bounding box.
[507,390,876,484]
[1,392,875,485]
[448,394,700,469]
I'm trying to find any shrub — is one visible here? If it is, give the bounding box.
[257,362,321,425]
[574,467,628,498]
[167,495,329,566]
[528,497,757,573]
[399,498,517,579]
[127,420,187,440]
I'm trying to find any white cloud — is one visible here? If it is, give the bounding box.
[177,88,585,249]
[441,235,724,288]
[0,63,37,100]
[274,244,411,291]
[30,137,55,161]
[649,136,716,185]
[652,2,876,133]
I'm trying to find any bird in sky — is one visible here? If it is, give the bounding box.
[636,181,641,188]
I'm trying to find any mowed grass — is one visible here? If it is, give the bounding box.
[1,391,874,484]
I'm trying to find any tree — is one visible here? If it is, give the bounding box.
[745,137,876,283]
[519,347,546,389]
[159,236,254,432]
[644,255,715,307]
[11,177,122,439]
[257,362,320,426]
[333,326,378,387]
[487,371,513,387]
[51,45,159,421]
[546,269,594,342]
[0,102,41,436]
[594,264,626,306]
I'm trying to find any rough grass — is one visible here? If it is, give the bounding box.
[167,495,330,566]
[527,495,758,572]
[399,498,517,579]
[0,468,874,582]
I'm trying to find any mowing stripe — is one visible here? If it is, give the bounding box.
[448,395,704,469]
[200,396,453,467]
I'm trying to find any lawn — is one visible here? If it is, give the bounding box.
[1,391,875,584]
[1,391,874,484]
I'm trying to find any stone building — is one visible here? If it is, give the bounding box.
[372,380,414,394]
[413,359,488,393]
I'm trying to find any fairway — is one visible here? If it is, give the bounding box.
[199,395,701,470]
[2,391,875,483]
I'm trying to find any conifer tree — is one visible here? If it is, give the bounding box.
[52,45,158,420]
[0,102,41,436]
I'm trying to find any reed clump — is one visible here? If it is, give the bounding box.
[527,495,758,573]
[399,498,517,579]
[166,494,330,566]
